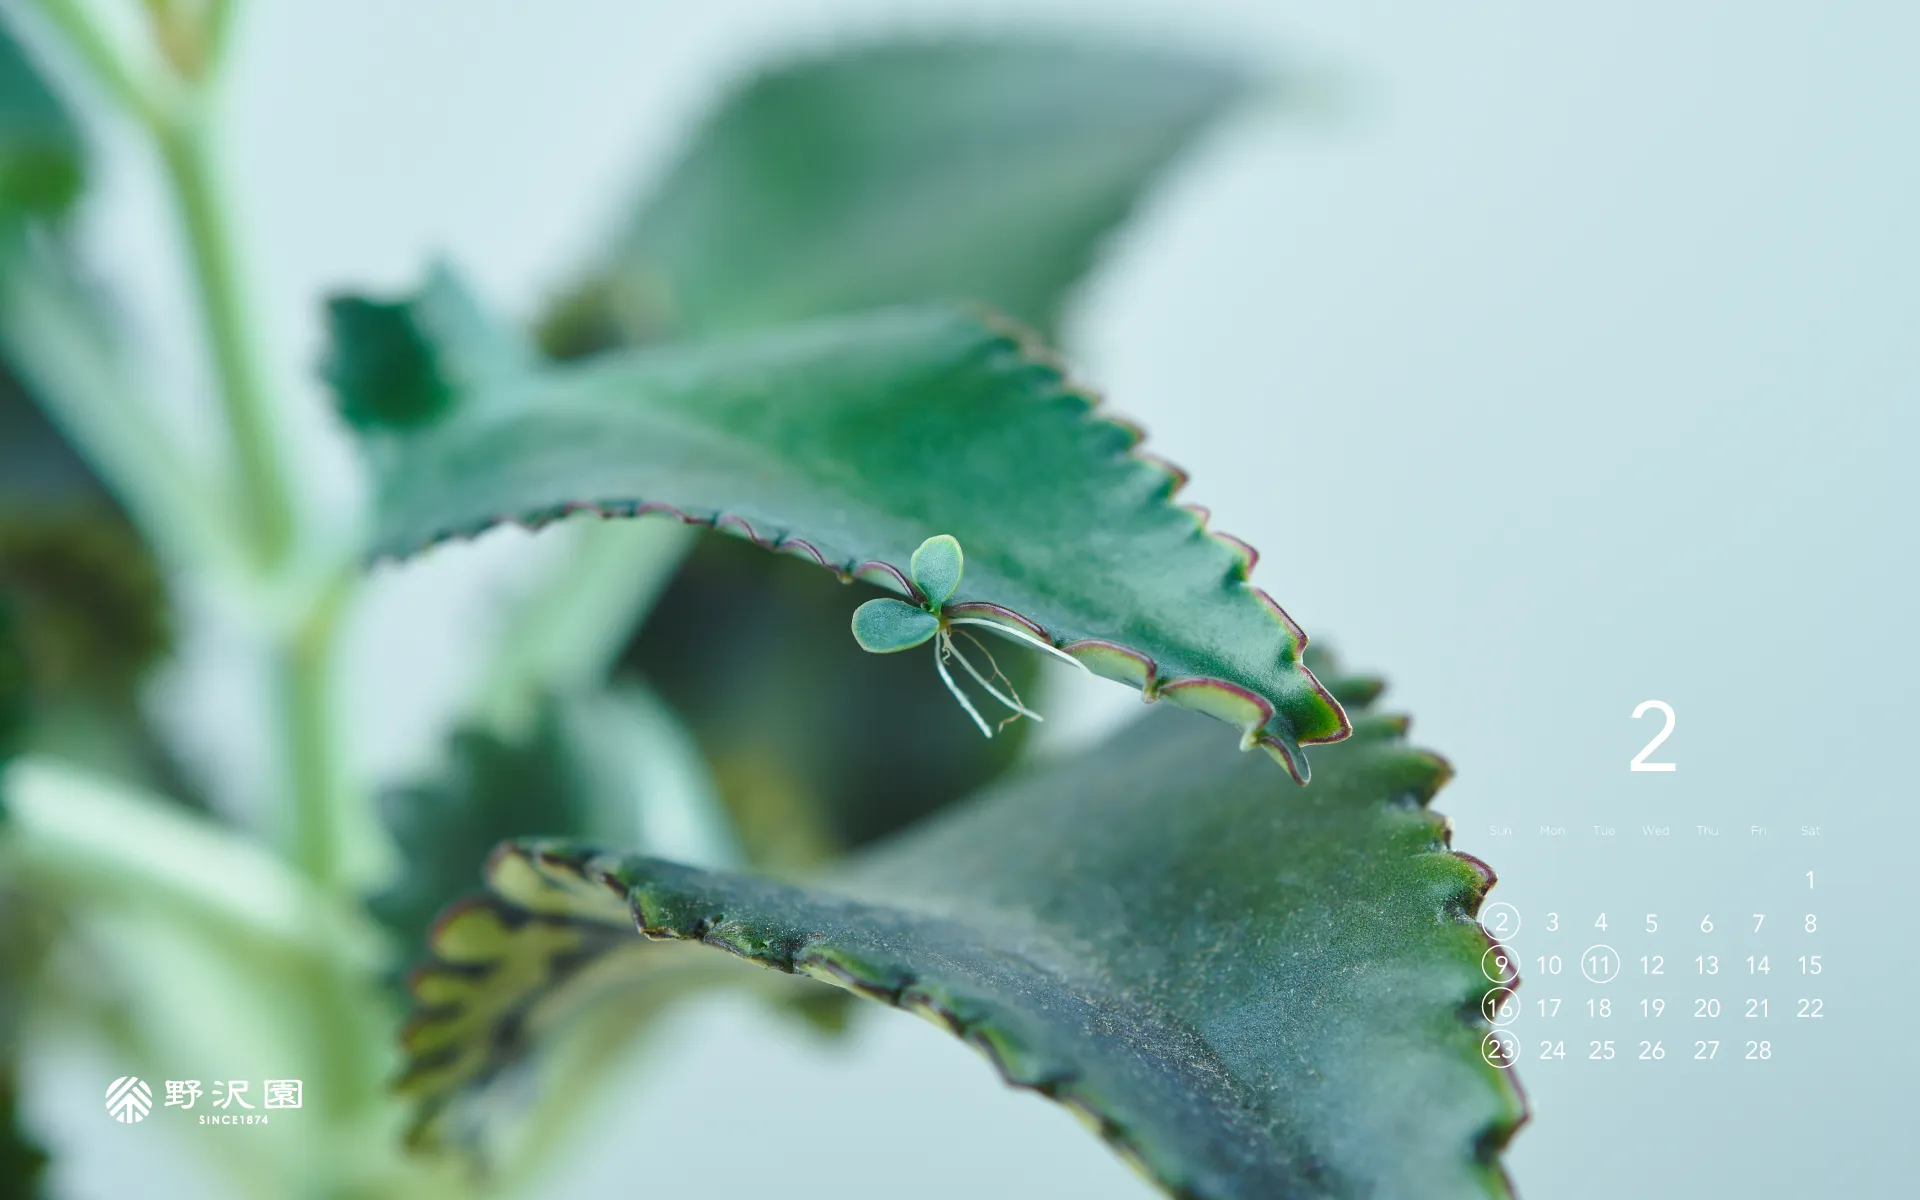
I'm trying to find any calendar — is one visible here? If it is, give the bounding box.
[1448,694,1872,1199]
[1473,830,1828,1073]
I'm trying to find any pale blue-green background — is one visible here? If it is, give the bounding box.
[24,0,1914,1196]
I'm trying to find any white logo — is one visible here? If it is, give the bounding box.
[106,1076,153,1124]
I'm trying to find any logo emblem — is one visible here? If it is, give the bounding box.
[106,1076,153,1124]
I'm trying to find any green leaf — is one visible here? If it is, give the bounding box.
[850,597,939,653]
[0,17,85,224]
[398,684,1522,1197]
[1,759,399,1185]
[395,856,841,1159]
[397,874,692,1147]
[909,533,964,607]
[324,262,534,433]
[343,290,1347,778]
[554,39,1246,347]
[496,38,1259,857]
[321,295,455,431]
[1,757,383,967]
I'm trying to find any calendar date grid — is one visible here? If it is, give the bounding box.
[1474,869,1826,1071]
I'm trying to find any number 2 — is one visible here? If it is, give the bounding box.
[1630,700,1677,771]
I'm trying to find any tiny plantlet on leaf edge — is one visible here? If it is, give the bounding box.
[851,534,1088,738]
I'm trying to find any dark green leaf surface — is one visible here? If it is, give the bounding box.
[552,39,1246,347]
[383,689,849,1150]
[396,847,841,1152]
[400,686,1522,1197]
[0,18,85,223]
[394,846,659,1145]
[350,297,1345,776]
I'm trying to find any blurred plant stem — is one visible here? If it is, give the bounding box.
[19,0,169,126]
[151,110,296,567]
[21,0,386,1188]
[479,519,697,735]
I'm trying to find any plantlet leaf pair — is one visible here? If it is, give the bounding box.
[851,534,1086,738]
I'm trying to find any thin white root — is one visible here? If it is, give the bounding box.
[933,636,994,738]
[947,632,1043,722]
[946,617,1092,674]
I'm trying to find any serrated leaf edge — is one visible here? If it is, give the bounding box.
[473,730,1525,1200]
[368,312,1349,779]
